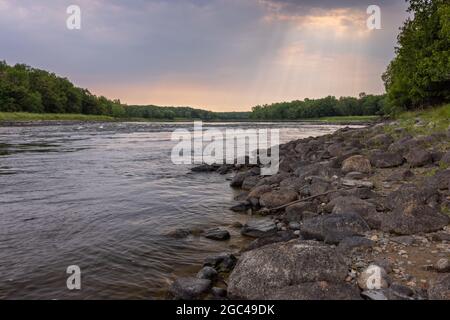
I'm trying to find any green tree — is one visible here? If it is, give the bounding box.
[383,0,450,112]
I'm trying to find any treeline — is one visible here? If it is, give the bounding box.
[250,94,386,120]
[0,61,126,117]
[382,0,450,113]
[0,61,249,120]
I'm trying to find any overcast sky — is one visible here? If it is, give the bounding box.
[0,0,409,111]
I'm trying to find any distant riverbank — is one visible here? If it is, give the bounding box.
[0,112,380,126]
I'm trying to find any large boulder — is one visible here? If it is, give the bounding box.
[405,148,432,167]
[300,213,370,244]
[260,190,298,209]
[381,203,449,235]
[228,240,349,299]
[342,155,372,174]
[169,277,211,300]
[369,151,404,168]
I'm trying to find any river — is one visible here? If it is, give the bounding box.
[0,121,359,299]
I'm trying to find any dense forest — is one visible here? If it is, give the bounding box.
[0,61,250,120]
[0,61,384,121]
[382,0,450,113]
[250,94,386,120]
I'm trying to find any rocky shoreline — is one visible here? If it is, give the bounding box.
[169,121,450,300]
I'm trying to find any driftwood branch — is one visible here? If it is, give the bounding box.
[268,189,340,212]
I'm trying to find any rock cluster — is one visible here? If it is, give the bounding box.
[182,122,450,300]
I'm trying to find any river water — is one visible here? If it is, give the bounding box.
[0,121,357,299]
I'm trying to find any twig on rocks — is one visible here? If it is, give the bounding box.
[268,189,341,212]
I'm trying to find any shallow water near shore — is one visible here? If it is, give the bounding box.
[0,121,362,299]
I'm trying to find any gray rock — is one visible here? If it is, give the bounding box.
[428,274,450,300]
[241,175,261,190]
[259,190,298,209]
[165,228,191,239]
[169,277,211,300]
[384,183,435,211]
[368,134,394,147]
[373,257,393,274]
[435,258,450,273]
[405,148,432,167]
[241,219,278,238]
[230,171,256,188]
[389,283,415,298]
[369,151,404,168]
[331,196,382,229]
[247,185,272,199]
[197,266,218,280]
[284,201,318,222]
[243,231,296,252]
[390,235,415,246]
[309,177,331,196]
[204,228,230,241]
[341,155,372,174]
[230,201,251,212]
[440,151,450,165]
[300,213,370,244]
[216,164,232,175]
[361,290,388,300]
[288,222,301,230]
[341,179,374,188]
[381,203,449,235]
[204,253,237,272]
[255,172,290,187]
[279,176,305,191]
[228,240,348,299]
[191,164,218,172]
[337,236,374,256]
[431,231,450,242]
[386,169,414,182]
